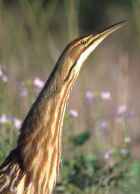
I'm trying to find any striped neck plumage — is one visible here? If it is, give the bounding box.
[15,63,73,193]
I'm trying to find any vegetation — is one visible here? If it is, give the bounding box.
[0,1,140,194]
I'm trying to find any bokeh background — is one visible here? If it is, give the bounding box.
[0,0,140,194]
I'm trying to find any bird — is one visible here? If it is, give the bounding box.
[0,21,125,194]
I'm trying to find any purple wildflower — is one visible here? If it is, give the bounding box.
[1,75,8,82]
[69,109,79,118]
[104,149,113,160]
[0,114,8,123]
[33,77,44,89]
[117,104,127,115]
[85,90,95,101]
[99,120,108,129]
[20,87,28,97]
[13,118,22,129]
[0,66,8,82]
[0,68,3,77]
[100,91,111,100]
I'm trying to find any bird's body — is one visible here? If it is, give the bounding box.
[0,22,125,194]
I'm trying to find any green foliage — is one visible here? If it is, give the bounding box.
[71,131,91,146]
[0,123,18,163]
[62,154,98,188]
[55,152,134,194]
[120,160,140,194]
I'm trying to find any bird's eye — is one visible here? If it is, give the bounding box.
[81,40,87,45]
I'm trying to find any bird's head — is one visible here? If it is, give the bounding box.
[57,21,126,84]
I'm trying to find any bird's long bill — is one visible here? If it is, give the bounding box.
[86,21,126,51]
[76,21,126,70]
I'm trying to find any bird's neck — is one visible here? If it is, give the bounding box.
[16,68,72,193]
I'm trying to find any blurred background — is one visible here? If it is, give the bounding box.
[0,0,140,194]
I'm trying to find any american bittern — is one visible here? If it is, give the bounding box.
[0,21,125,194]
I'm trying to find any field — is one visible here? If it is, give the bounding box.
[0,1,140,194]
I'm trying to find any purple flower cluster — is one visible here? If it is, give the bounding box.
[0,114,22,129]
[33,77,45,89]
[69,109,79,118]
[0,66,8,83]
